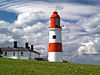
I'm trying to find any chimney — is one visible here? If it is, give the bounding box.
[31,45,34,50]
[25,42,29,49]
[14,41,17,48]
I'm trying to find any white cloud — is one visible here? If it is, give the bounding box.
[78,40,99,55]
[7,36,15,42]
[78,13,100,55]
[0,21,9,43]
[82,13,100,33]
[0,34,7,43]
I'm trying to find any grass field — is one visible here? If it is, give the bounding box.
[0,58,100,75]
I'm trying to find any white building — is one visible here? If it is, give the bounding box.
[1,41,40,60]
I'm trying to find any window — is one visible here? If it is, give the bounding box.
[4,52,7,56]
[13,52,15,56]
[55,18,60,26]
[53,35,56,39]
[21,52,23,56]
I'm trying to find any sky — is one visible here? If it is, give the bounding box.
[0,0,100,65]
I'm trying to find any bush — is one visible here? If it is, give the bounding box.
[0,48,2,57]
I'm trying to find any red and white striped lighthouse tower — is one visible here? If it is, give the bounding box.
[48,11,63,62]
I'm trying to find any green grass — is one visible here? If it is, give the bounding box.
[0,58,100,75]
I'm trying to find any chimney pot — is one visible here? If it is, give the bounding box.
[25,42,29,49]
[14,41,17,48]
[31,45,34,51]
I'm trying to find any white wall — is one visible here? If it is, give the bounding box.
[31,52,40,60]
[1,51,40,60]
[31,52,36,60]
[2,51,19,59]
[19,51,30,59]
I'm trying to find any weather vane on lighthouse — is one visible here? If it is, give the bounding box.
[48,11,63,62]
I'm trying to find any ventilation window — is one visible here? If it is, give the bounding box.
[21,52,23,56]
[4,52,7,56]
[53,35,56,39]
[13,52,15,56]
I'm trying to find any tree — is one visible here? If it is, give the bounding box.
[0,48,2,57]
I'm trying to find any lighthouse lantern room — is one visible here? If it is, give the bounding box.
[48,11,63,62]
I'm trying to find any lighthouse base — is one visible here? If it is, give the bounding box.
[48,52,63,62]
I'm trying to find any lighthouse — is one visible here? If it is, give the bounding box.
[48,11,63,62]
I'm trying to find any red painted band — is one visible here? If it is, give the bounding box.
[49,43,62,52]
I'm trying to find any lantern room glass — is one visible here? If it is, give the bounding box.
[55,18,60,26]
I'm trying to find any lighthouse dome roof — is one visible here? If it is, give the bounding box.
[51,11,60,18]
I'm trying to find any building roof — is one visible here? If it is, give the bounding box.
[1,47,40,55]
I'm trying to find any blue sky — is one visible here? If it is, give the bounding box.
[0,0,100,65]
[0,10,18,23]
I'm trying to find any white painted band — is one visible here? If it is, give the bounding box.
[48,52,63,62]
[49,28,62,31]
[49,30,62,43]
